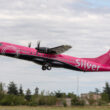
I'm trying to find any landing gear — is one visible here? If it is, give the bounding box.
[42,65,47,70]
[47,65,52,70]
[42,63,52,71]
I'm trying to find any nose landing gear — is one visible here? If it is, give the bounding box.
[42,63,52,71]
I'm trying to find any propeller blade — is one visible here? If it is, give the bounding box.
[37,41,40,50]
[28,42,31,48]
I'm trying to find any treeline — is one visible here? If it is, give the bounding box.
[0,81,110,106]
[0,82,83,106]
[101,82,110,104]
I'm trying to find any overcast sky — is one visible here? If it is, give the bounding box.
[0,0,110,94]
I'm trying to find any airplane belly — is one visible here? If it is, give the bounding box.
[34,57,81,71]
[34,58,64,67]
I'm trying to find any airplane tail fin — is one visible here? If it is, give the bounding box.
[83,50,110,66]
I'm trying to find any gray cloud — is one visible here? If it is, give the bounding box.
[0,0,110,94]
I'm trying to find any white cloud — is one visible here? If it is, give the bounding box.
[0,0,110,94]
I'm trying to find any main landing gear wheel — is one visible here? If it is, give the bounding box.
[42,63,52,71]
[42,65,47,70]
[47,65,52,70]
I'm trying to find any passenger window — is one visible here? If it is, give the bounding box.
[0,43,2,46]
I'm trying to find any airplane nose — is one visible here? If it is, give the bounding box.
[0,43,3,54]
[0,48,2,54]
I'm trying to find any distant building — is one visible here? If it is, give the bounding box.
[65,98,71,106]
[56,98,63,107]
[56,98,72,106]
[81,93,101,105]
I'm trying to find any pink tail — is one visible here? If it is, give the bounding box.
[83,50,110,66]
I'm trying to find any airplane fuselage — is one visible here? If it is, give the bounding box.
[0,42,110,72]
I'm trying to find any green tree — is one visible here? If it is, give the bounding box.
[67,92,76,98]
[18,85,24,95]
[34,87,39,95]
[71,95,79,105]
[0,82,5,104]
[101,92,109,103]
[0,95,26,106]
[25,89,31,101]
[55,90,66,98]
[7,82,18,95]
[0,83,4,92]
[95,88,100,94]
[103,82,110,101]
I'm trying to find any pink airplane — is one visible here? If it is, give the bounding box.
[0,41,110,72]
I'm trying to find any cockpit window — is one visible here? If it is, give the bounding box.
[0,43,2,46]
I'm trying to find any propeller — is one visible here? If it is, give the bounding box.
[28,42,31,48]
[36,41,40,50]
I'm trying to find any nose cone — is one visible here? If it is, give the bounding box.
[0,42,3,54]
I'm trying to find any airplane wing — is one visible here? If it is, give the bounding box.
[50,45,72,54]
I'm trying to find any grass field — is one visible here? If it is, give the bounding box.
[0,106,110,110]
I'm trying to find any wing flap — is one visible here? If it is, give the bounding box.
[50,45,72,54]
